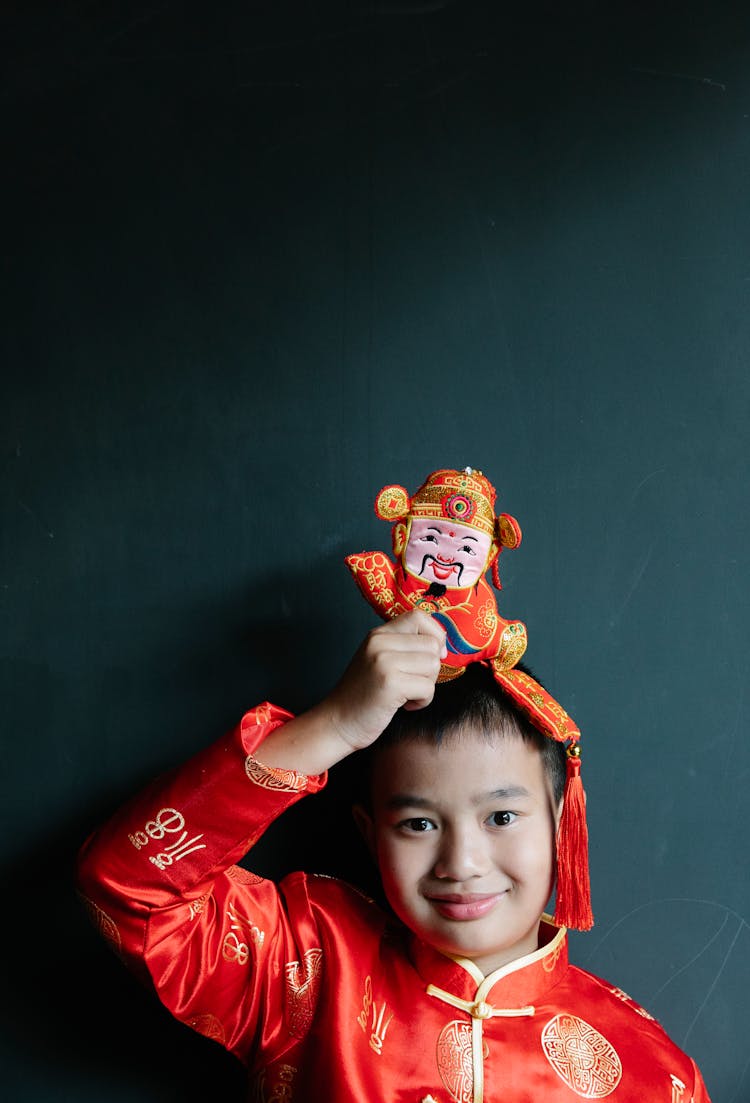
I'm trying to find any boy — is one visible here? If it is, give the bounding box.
[77,611,711,1101]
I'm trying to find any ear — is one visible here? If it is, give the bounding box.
[485,543,499,571]
[352,803,377,861]
[392,521,408,558]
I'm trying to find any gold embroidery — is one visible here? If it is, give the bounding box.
[356,975,393,1055]
[438,663,465,681]
[473,600,498,641]
[128,808,207,870]
[127,807,206,868]
[149,829,206,869]
[542,938,564,973]
[285,948,323,1038]
[436,1020,473,1103]
[245,755,307,792]
[186,1012,225,1045]
[226,864,265,885]
[347,552,395,607]
[671,1075,686,1102]
[188,892,211,920]
[78,893,122,956]
[490,621,527,670]
[222,903,265,964]
[541,1014,622,1098]
[268,1063,297,1102]
[608,986,655,1021]
[428,985,533,1103]
[375,485,410,519]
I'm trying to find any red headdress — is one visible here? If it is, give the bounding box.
[345,467,593,932]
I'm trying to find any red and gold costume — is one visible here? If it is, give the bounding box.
[345,468,528,680]
[77,706,711,1103]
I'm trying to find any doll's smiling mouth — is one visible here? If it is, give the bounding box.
[421,556,463,583]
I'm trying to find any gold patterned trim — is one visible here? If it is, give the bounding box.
[245,755,307,792]
[78,893,122,956]
[185,1012,226,1045]
[285,948,323,1038]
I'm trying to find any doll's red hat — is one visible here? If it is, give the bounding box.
[375,467,522,548]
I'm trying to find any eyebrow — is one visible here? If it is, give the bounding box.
[384,786,531,811]
[426,526,478,543]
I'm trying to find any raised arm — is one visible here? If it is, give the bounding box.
[76,611,445,1060]
[256,609,446,775]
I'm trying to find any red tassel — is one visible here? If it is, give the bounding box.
[553,747,594,931]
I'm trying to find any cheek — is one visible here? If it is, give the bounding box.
[376,839,423,903]
[504,828,556,886]
[459,558,485,583]
[403,534,440,573]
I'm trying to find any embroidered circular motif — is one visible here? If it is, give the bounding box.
[442,493,476,524]
[541,1014,622,1098]
[436,1020,473,1103]
[375,485,410,520]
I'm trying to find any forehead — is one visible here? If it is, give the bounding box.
[408,517,490,545]
[369,729,549,808]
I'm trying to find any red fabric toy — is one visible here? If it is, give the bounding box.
[346,467,593,931]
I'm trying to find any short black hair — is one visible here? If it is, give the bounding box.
[365,662,567,805]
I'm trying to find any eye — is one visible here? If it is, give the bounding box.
[486,811,516,827]
[399,817,436,833]
[420,534,438,544]
[460,544,477,555]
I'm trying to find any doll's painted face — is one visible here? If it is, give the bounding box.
[403,518,492,589]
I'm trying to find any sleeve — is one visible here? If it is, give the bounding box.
[690,1059,713,1103]
[76,702,327,1063]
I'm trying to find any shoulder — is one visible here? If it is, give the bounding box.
[559,965,702,1091]
[567,964,663,1025]
[280,871,391,938]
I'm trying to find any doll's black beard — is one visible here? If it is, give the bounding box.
[420,555,464,587]
[424,582,447,598]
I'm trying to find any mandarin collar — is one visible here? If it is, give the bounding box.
[409,916,568,1008]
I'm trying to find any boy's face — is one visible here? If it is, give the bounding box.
[356,729,560,976]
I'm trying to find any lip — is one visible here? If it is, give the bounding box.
[430,560,458,581]
[426,892,505,921]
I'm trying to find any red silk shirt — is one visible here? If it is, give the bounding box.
[77,704,711,1103]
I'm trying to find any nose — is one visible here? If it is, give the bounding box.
[432,824,487,881]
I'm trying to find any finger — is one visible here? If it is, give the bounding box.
[384,609,446,643]
[400,678,439,711]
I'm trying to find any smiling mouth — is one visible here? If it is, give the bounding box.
[426,893,505,921]
[420,555,464,584]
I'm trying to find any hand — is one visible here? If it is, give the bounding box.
[324,610,447,754]
[256,610,446,775]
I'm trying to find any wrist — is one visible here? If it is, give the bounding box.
[254,702,358,776]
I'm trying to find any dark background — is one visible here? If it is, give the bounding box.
[2,2,749,1099]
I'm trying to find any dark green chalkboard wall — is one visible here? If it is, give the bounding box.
[2,2,748,1099]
